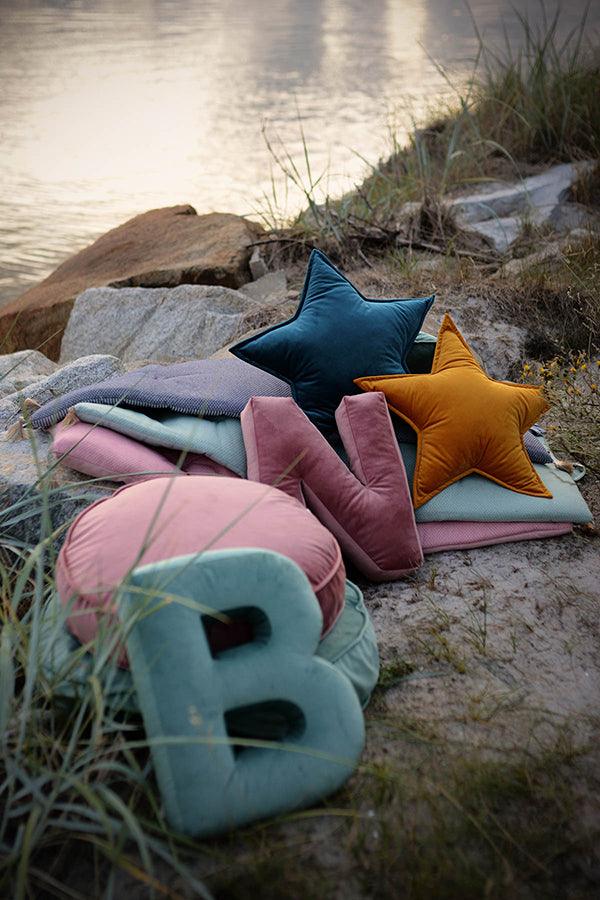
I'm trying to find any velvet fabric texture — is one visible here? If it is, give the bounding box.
[51,405,550,490]
[56,476,346,665]
[356,313,552,508]
[119,549,365,836]
[405,332,437,374]
[240,393,575,568]
[241,392,423,581]
[41,576,380,710]
[232,249,434,435]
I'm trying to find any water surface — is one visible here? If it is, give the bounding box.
[1,0,598,306]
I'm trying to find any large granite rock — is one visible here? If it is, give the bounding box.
[60,284,272,365]
[449,161,595,252]
[547,202,600,234]
[0,350,57,398]
[238,270,287,306]
[491,229,591,279]
[0,429,110,547]
[0,206,264,360]
[209,272,295,361]
[0,354,122,429]
[452,299,528,380]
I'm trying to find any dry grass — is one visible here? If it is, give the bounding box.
[492,234,600,357]
[570,161,600,207]
[522,353,600,475]
[2,445,599,898]
[346,735,600,900]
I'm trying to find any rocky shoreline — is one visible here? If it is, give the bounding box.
[2,159,598,494]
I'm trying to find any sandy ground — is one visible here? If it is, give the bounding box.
[172,263,599,898]
[363,532,599,752]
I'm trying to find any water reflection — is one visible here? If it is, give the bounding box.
[0,0,598,305]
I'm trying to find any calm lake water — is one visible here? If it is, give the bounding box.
[1,0,598,307]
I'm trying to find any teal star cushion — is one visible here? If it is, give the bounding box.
[231,249,435,434]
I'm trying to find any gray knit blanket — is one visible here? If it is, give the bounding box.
[31,358,291,429]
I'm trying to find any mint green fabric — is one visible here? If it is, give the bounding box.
[73,402,247,476]
[40,593,139,712]
[41,577,378,712]
[397,444,592,523]
[119,549,364,836]
[67,403,590,523]
[317,580,379,707]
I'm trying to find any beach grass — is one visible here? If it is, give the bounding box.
[256,5,600,266]
[1,356,599,898]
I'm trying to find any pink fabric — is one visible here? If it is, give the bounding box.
[57,475,345,666]
[241,393,423,581]
[182,456,237,477]
[418,520,572,552]
[52,420,237,483]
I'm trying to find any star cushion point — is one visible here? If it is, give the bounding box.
[355,313,552,508]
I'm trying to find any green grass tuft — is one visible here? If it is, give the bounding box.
[376,658,417,692]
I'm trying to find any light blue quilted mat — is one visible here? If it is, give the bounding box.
[397,443,592,524]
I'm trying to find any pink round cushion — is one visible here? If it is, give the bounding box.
[56,475,345,666]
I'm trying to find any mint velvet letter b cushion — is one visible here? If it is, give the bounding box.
[119,549,365,837]
[41,575,380,713]
[231,249,434,434]
[40,572,379,712]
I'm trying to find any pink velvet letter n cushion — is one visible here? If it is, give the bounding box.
[57,476,345,665]
[241,392,423,581]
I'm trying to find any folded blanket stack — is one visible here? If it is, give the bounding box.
[34,249,592,574]
[44,356,590,570]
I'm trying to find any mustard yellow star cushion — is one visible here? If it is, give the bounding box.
[355,313,552,508]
